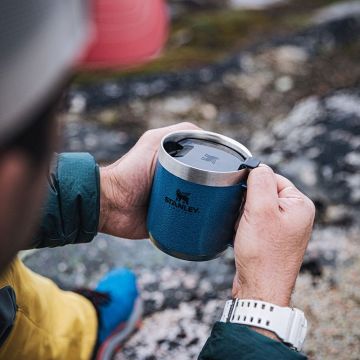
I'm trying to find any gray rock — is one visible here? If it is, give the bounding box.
[313,1,360,24]
[252,89,360,223]
[229,0,286,10]
[274,75,294,93]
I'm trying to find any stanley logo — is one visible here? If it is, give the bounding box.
[201,153,218,164]
[165,189,199,214]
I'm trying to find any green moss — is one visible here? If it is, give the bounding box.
[173,10,267,48]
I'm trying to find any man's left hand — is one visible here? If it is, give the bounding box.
[98,122,200,239]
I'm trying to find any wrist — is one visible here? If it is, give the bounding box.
[232,275,292,308]
[98,167,111,232]
[232,287,291,308]
[221,298,307,348]
[231,279,293,341]
[229,288,291,342]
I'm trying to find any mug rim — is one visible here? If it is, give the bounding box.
[158,130,252,186]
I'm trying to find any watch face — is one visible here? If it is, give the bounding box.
[165,137,245,172]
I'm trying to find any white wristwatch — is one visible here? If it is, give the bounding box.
[220,299,307,351]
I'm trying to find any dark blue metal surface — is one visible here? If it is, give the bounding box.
[147,162,246,261]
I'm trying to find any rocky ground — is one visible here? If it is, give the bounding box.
[24,1,360,359]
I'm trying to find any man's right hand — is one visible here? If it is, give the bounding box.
[232,165,315,310]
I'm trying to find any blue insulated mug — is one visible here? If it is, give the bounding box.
[147,130,260,261]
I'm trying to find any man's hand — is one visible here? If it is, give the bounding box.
[98,122,200,239]
[232,165,315,308]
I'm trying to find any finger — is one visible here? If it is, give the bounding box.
[275,174,303,199]
[275,174,294,191]
[152,122,201,139]
[234,213,240,230]
[140,122,201,148]
[160,122,201,132]
[245,165,278,212]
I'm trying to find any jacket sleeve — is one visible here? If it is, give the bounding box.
[198,322,307,360]
[32,153,100,248]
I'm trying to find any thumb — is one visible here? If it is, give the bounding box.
[245,165,278,212]
[275,174,303,199]
[139,122,200,150]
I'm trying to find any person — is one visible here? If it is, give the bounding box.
[0,1,315,359]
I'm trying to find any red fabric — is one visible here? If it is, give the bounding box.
[80,0,168,69]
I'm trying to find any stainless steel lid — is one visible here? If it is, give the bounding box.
[159,130,258,186]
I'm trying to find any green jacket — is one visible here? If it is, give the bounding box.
[35,153,307,360]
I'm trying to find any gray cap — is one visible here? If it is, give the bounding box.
[0,0,91,144]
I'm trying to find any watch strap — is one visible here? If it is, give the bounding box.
[220,299,307,351]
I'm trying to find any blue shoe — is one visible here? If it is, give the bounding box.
[76,268,142,360]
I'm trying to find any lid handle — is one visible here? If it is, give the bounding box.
[238,157,261,170]
[163,141,183,156]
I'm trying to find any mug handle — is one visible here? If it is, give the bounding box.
[238,156,261,171]
[229,158,261,248]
